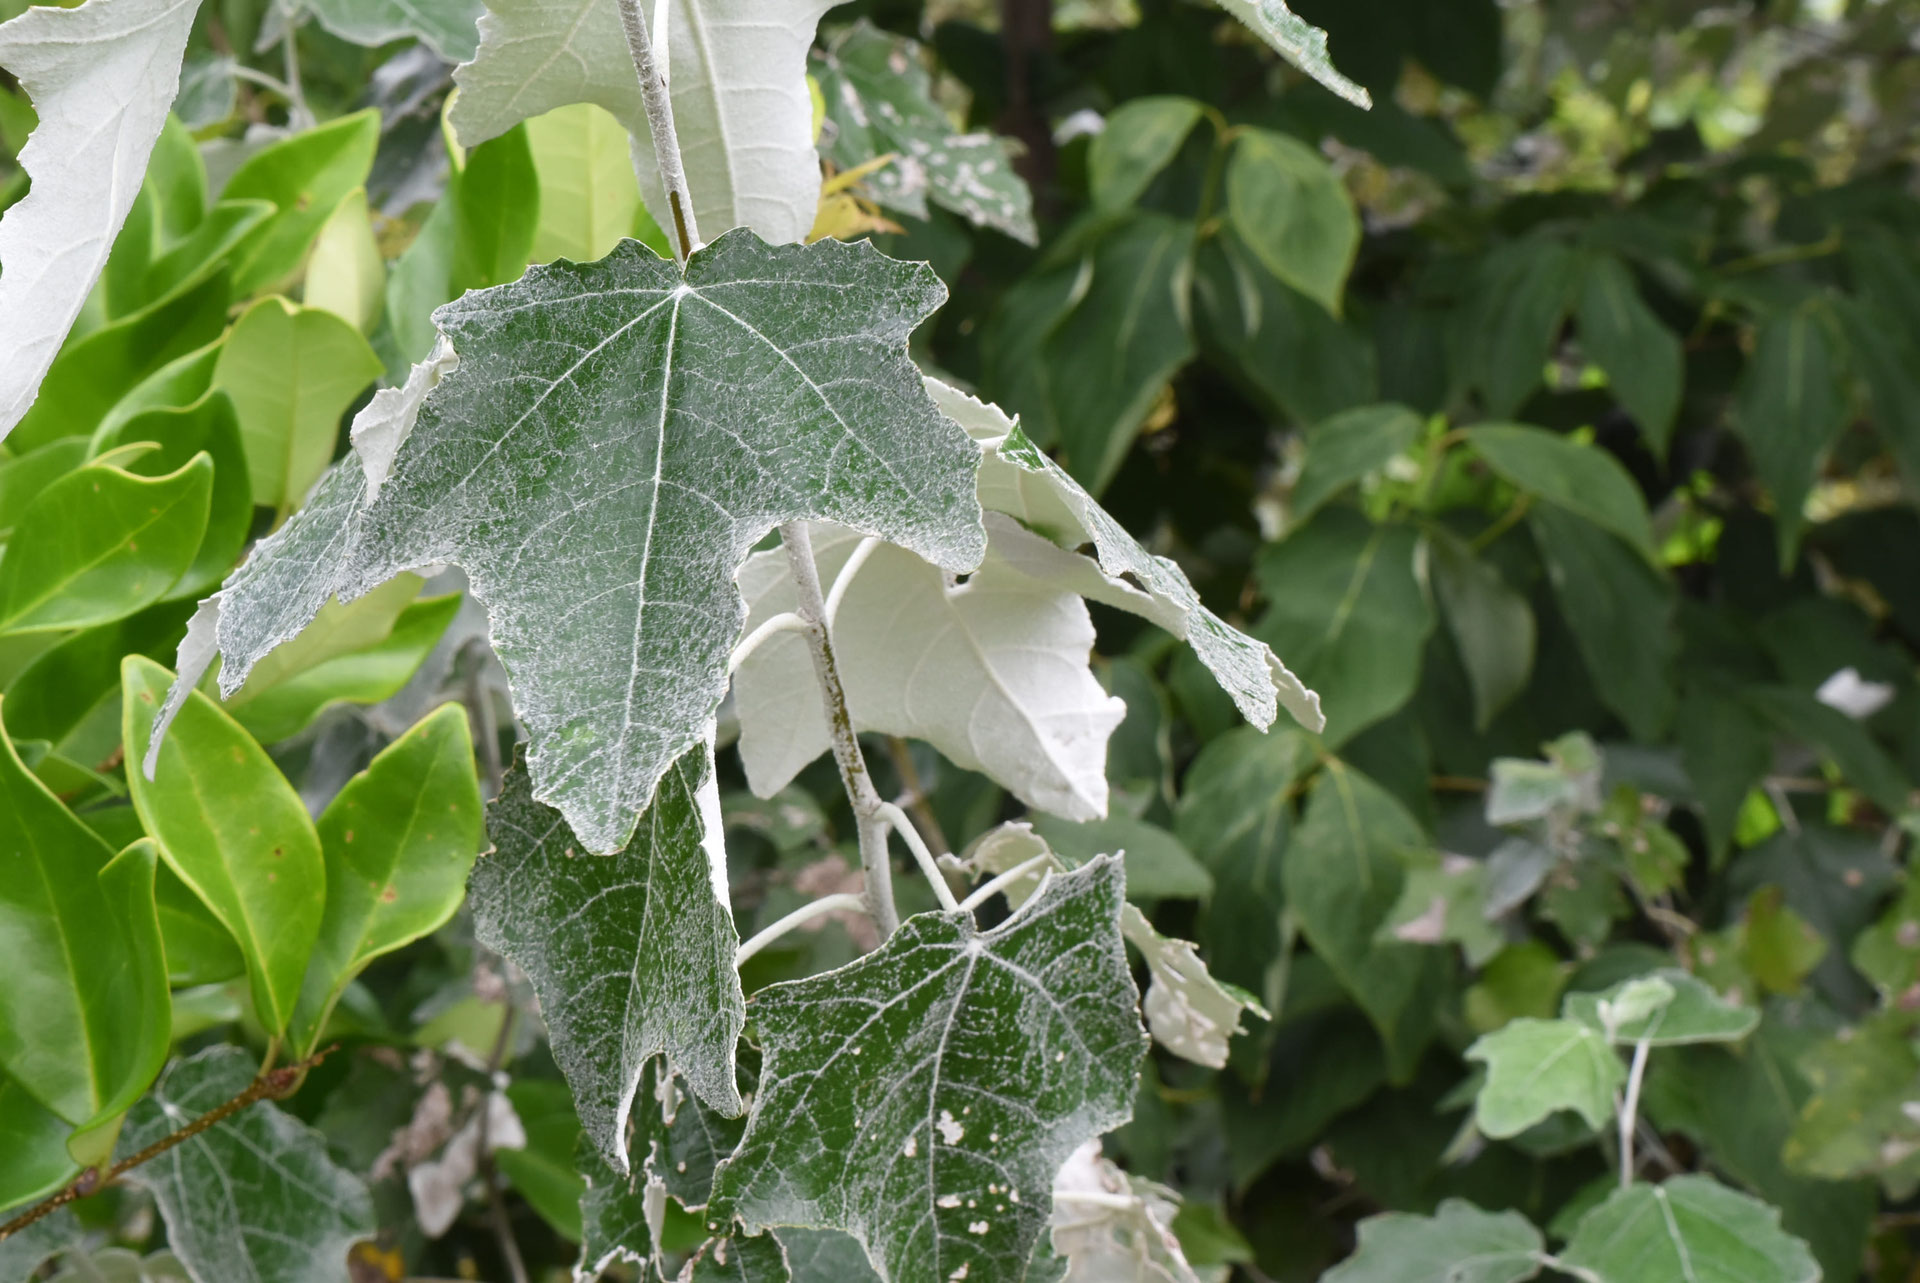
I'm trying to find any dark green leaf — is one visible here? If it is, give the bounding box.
[452,124,540,294]
[1291,403,1422,524]
[1558,1175,1820,1283]
[1321,1200,1545,1283]
[1676,683,1772,862]
[495,1079,586,1242]
[1226,127,1358,317]
[1575,255,1682,451]
[1030,812,1213,902]
[1464,239,1581,420]
[1429,528,1535,730]
[1088,96,1205,212]
[1732,308,1847,567]
[1465,424,1656,562]
[299,0,484,61]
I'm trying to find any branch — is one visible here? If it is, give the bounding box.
[736,893,871,966]
[876,801,958,912]
[780,521,900,937]
[613,0,698,260]
[0,1046,340,1243]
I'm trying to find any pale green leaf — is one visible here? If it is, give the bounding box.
[303,188,385,334]
[526,103,649,265]
[1226,128,1358,317]
[1121,905,1264,1070]
[1378,851,1504,967]
[1465,1017,1622,1138]
[1031,813,1213,902]
[1565,969,1758,1046]
[1782,1014,1920,1185]
[470,745,744,1173]
[1049,1140,1199,1283]
[221,111,380,297]
[190,233,986,854]
[1320,1200,1545,1283]
[1205,0,1370,108]
[712,858,1147,1283]
[0,0,202,442]
[1088,97,1205,213]
[298,0,483,61]
[1558,1176,1819,1283]
[118,1046,375,1283]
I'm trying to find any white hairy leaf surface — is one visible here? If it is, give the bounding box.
[711,858,1147,1283]
[182,232,985,854]
[450,0,831,245]
[469,744,744,1174]
[732,519,1125,822]
[117,1046,375,1283]
[1050,1140,1198,1283]
[926,378,1323,736]
[1209,0,1370,109]
[1121,905,1266,1071]
[0,0,201,442]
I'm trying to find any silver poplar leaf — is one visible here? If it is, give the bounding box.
[117,1046,375,1283]
[1464,1018,1623,1139]
[1320,1200,1547,1283]
[470,743,744,1175]
[576,1138,791,1283]
[813,22,1035,245]
[711,857,1147,1283]
[0,0,201,441]
[1049,1140,1197,1283]
[732,519,1126,822]
[450,0,831,245]
[173,232,986,854]
[1563,968,1759,1047]
[1558,1176,1820,1283]
[926,379,1323,737]
[1208,0,1370,109]
[633,1059,745,1210]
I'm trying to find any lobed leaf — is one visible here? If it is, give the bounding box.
[1558,1176,1819,1283]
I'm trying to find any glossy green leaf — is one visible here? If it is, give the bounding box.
[303,188,385,335]
[118,1045,375,1283]
[154,862,244,988]
[1285,762,1445,1079]
[122,655,324,1037]
[712,858,1146,1283]
[1558,1176,1820,1283]
[1576,254,1682,451]
[452,124,540,294]
[1,600,191,770]
[1089,96,1204,212]
[0,453,211,635]
[1733,308,1847,566]
[1465,1017,1622,1137]
[1226,128,1359,317]
[93,389,250,599]
[1465,424,1656,562]
[1291,403,1422,525]
[222,110,380,295]
[139,199,274,307]
[289,703,482,1056]
[1255,507,1431,746]
[1564,969,1757,1046]
[211,296,382,516]
[1321,1200,1545,1283]
[0,1068,75,1208]
[0,712,167,1135]
[525,103,649,265]
[470,745,744,1172]
[201,232,986,854]
[0,437,86,536]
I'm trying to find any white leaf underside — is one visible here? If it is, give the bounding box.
[732,517,1126,823]
[450,0,831,246]
[167,232,986,854]
[0,0,201,442]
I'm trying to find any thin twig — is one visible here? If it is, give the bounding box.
[612,0,698,259]
[781,522,899,937]
[729,611,810,672]
[877,801,959,912]
[1617,1036,1652,1188]
[0,1046,339,1243]
[736,893,871,966]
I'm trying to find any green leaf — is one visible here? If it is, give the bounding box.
[711,858,1146,1283]
[1833,294,1920,494]
[1464,239,1581,420]
[452,124,540,294]
[814,22,1034,243]
[122,655,324,1038]
[1291,403,1422,525]
[0,437,86,537]
[1564,969,1758,1045]
[984,212,1197,493]
[1205,0,1370,108]
[1285,761,1445,1079]
[0,1068,75,1207]
[1377,850,1504,967]
[0,713,168,1136]
[211,297,382,516]
[1255,507,1431,746]
[1853,875,1920,998]
[1744,686,1909,817]
[494,1079,586,1241]
[1030,812,1213,902]
[304,188,385,335]
[1088,96,1205,212]
[1321,1200,1545,1283]
[1465,1018,1622,1137]
[778,1228,881,1283]
[470,745,745,1172]
[1464,424,1656,562]
[385,189,458,369]
[1429,528,1535,730]
[0,453,211,635]
[117,1045,375,1283]
[1226,128,1359,317]
[685,1233,791,1282]
[1783,1014,1920,1186]
[525,103,650,266]
[154,861,244,988]
[93,390,251,600]
[576,1137,660,1280]
[200,233,986,854]
[2,600,192,769]
[299,0,483,61]
[138,199,274,309]
[1676,683,1773,862]
[1732,307,1847,567]
[288,703,482,1056]
[632,1058,745,1210]
[1530,504,1675,742]
[1558,1176,1820,1283]
[1575,254,1682,451]
[221,110,380,296]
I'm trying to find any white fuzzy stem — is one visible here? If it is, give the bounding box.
[735,893,869,967]
[612,0,699,259]
[729,610,809,672]
[877,801,959,913]
[957,852,1055,913]
[1618,1036,1652,1188]
[823,536,882,627]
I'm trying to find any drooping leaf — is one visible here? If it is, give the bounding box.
[525,103,652,265]
[1206,0,1370,108]
[1464,1017,1622,1138]
[210,297,382,516]
[1088,96,1205,213]
[1563,969,1758,1046]
[1120,905,1265,1069]
[470,744,744,1173]
[1226,128,1359,317]
[220,110,380,296]
[1733,307,1847,567]
[117,1045,375,1283]
[0,713,168,1141]
[712,858,1147,1283]
[122,655,324,1038]
[0,0,201,442]
[931,379,1321,737]
[732,518,1126,823]
[1320,1200,1546,1283]
[452,0,832,246]
[299,0,484,61]
[1290,403,1422,526]
[1464,424,1656,563]
[1429,528,1535,730]
[1576,254,1682,451]
[289,704,483,1056]
[1254,507,1430,746]
[1557,1176,1820,1283]
[1285,762,1445,1079]
[814,22,1034,244]
[0,454,211,635]
[183,231,984,854]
